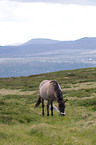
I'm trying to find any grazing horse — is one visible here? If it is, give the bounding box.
[35,80,68,116]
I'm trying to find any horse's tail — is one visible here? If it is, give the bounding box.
[34,96,41,108]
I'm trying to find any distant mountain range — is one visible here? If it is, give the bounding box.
[0,37,96,57]
[0,37,96,78]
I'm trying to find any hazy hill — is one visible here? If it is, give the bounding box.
[0,37,96,57]
[23,38,60,45]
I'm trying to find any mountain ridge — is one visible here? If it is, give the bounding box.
[23,38,60,45]
[0,37,96,57]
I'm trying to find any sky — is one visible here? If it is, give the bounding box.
[0,0,96,46]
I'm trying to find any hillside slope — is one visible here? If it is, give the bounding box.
[0,67,96,145]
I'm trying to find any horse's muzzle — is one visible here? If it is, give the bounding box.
[60,112,66,116]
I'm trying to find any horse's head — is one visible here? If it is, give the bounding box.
[58,99,68,116]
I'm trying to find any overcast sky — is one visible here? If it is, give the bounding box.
[0,0,96,45]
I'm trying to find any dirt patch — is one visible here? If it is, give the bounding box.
[62,82,96,91]
[36,75,45,78]
[0,89,36,96]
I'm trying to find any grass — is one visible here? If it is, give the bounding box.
[0,67,96,145]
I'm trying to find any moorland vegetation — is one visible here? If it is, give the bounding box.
[0,67,96,145]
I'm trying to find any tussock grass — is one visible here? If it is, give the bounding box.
[70,97,96,109]
[0,67,96,145]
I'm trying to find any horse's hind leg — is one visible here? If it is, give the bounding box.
[42,98,44,116]
[51,102,53,116]
[47,100,49,116]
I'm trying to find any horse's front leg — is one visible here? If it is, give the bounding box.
[47,100,49,116]
[42,98,44,116]
[51,102,53,116]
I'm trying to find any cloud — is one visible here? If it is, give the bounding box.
[8,0,96,5]
[0,0,96,45]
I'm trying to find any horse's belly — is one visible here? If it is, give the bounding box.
[40,86,55,102]
[40,87,48,100]
[39,80,56,102]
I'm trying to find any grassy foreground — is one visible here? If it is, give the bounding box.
[0,67,96,145]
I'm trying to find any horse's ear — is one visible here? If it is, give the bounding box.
[64,99,68,103]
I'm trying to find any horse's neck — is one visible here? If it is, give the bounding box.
[55,89,63,103]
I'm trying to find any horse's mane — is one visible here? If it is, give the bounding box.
[50,80,63,102]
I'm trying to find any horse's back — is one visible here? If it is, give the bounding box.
[39,80,51,88]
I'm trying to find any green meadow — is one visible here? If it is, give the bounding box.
[0,67,96,145]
